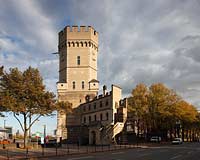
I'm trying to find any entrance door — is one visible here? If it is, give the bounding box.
[91,131,96,145]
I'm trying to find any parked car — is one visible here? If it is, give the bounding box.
[172,138,183,144]
[150,136,161,142]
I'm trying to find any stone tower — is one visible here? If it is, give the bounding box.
[57,26,99,140]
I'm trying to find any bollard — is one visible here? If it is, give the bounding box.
[77,143,79,153]
[87,145,89,153]
[26,148,28,158]
[42,145,44,156]
[67,144,69,154]
[56,143,58,156]
[7,149,9,160]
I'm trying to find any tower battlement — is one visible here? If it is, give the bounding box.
[59,26,98,45]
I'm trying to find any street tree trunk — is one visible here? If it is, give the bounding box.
[23,114,28,148]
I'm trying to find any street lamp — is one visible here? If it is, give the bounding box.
[4,119,6,139]
[42,125,46,156]
[44,125,46,147]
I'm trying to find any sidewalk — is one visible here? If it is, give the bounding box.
[0,143,152,160]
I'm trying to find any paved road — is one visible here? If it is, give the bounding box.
[40,143,200,160]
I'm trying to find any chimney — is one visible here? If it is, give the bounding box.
[103,85,107,96]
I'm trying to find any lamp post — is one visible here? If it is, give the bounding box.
[4,120,6,139]
[42,125,46,156]
[44,125,46,148]
[176,120,181,138]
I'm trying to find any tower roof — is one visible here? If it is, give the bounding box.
[89,79,99,83]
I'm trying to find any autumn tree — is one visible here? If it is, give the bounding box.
[148,83,180,137]
[128,82,200,141]
[56,101,72,113]
[0,67,56,148]
[128,83,149,138]
[175,100,198,141]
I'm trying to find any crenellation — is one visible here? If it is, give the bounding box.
[80,26,86,32]
[72,26,78,32]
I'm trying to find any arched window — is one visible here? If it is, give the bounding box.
[72,42,75,47]
[72,81,75,89]
[82,81,84,89]
[84,117,86,123]
[94,115,97,121]
[76,42,79,47]
[85,42,87,47]
[77,56,80,65]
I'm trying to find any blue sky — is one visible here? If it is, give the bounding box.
[1,0,200,135]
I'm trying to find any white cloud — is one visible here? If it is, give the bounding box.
[1,0,200,109]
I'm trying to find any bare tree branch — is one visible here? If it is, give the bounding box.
[13,113,24,132]
[27,115,41,130]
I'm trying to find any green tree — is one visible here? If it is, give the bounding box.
[0,67,56,148]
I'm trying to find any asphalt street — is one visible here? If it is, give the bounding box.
[40,143,200,160]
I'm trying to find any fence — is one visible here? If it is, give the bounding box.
[0,142,148,160]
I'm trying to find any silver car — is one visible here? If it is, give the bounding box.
[172,138,183,144]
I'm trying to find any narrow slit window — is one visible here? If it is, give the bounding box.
[73,81,75,89]
[82,81,84,89]
[77,56,80,65]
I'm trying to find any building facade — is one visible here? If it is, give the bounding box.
[56,26,127,144]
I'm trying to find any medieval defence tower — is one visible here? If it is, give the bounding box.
[57,26,99,140]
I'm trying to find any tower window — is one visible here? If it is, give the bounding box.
[94,103,96,109]
[82,81,84,89]
[73,81,75,89]
[77,56,80,65]
[89,104,91,110]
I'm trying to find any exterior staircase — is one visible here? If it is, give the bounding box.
[101,122,124,144]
